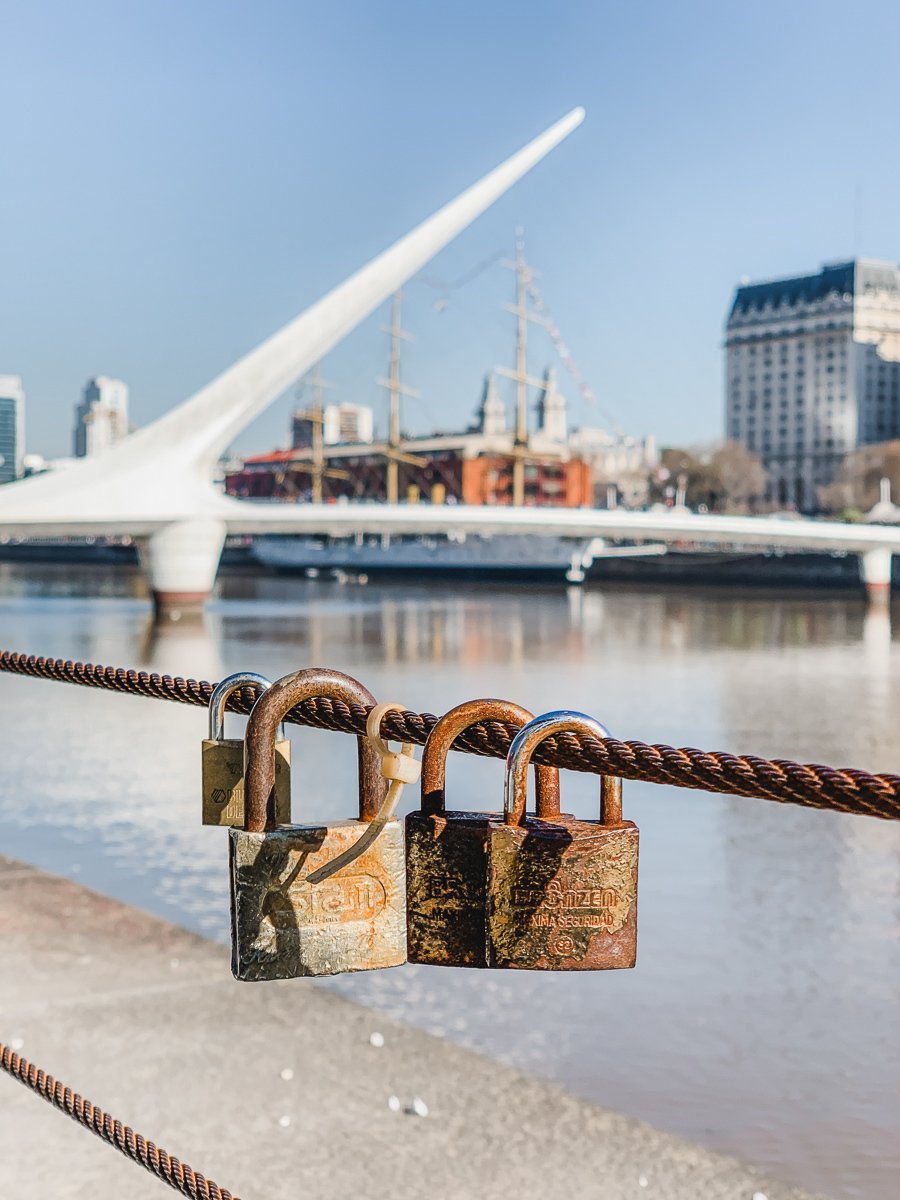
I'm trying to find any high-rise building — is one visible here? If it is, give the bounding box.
[725,259,900,510]
[74,376,129,457]
[326,404,373,445]
[291,412,316,449]
[0,375,25,485]
[292,403,374,447]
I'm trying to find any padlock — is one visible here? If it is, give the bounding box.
[406,699,560,968]
[201,672,291,828]
[229,668,405,980]
[486,709,638,971]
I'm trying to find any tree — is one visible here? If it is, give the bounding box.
[649,441,767,512]
[819,440,900,514]
[711,441,768,511]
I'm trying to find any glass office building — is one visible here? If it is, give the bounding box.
[0,376,24,485]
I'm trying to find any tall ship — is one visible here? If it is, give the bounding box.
[227,234,658,582]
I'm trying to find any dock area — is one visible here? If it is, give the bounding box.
[0,854,823,1200]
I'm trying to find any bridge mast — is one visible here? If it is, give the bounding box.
[0,109,588,614]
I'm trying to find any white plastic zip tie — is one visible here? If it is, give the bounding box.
[306,702,421,884]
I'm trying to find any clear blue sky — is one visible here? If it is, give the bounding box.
[2,0,899,459]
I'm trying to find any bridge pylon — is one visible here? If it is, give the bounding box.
[0,109,585,616]
[860,547,893,609]
[136,519,228,619]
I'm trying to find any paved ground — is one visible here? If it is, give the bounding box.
[0,855,825,1200]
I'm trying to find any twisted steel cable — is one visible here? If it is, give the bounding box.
[0,1042,239,1200]
[2,650,899,820]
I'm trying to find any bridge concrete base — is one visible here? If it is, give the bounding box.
[150,590,210,620]
[859,547,893,608]
[136,518,226,621]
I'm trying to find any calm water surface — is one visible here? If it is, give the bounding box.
[0,564,898,1200]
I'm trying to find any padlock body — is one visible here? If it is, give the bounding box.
[202,737,291,827]
[486,816,638,970]
[229,818,406,979]
[405,810,501,967]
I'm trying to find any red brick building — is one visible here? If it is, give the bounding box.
[226,434,593,507]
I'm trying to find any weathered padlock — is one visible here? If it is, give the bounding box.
[229,668,406,980]
[486,710,638,971]
[406,699,560,968]
[202,672,291,828]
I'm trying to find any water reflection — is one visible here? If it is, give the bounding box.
[137,615,225,679]
[0,565,898,1200]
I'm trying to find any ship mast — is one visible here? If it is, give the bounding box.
[513,231,529,453]
[377,290,423,503]
[307,361,332,503]
[289,362,349,500]
[497,229,545,505]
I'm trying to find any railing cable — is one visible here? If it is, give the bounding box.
[0,1042,240,1200]
[1,650,898,821]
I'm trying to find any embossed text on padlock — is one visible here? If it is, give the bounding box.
[229,668,404,981]
[202,672,291,828]
[406,699,560,969]
[486,710,638,971]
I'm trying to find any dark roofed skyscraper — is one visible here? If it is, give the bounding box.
[725,259,900,510]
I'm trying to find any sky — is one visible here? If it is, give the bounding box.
[2,0,900,460]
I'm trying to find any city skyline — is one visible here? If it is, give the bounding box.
[11,249,900,475]
[2,1,900,460]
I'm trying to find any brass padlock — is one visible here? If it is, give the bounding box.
[406,699,560,968]
[202,672,291,828]
[229,668,406,980]
[486,710,638,971]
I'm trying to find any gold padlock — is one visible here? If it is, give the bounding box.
[229,668,406,980]
[202,672,291,827]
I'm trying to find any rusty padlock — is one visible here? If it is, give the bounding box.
[202,672,291,827]
[406,699,560,968]
[229,668,406,980]
[486,710,638,971]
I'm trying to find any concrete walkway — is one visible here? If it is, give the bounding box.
[0,855,824,1200]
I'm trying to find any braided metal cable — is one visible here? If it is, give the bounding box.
[0,1042,239,1200]
[1,650,899,821]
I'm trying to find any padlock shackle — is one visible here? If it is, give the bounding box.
[421,699,560,818]
[208,671,273,741]
[504,710,623,827]
[244,668,387,833]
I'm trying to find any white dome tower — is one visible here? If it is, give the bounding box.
[536,366,567,442]
[477,373,506,435]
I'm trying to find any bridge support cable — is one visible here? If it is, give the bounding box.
[0,650,898,821]
[0,1042,240,1200]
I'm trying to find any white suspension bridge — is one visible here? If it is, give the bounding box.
[2,106,898,612]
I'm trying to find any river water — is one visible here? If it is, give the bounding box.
[0,563,897,1200]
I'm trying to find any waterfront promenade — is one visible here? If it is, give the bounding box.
[0,854,821,1200]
